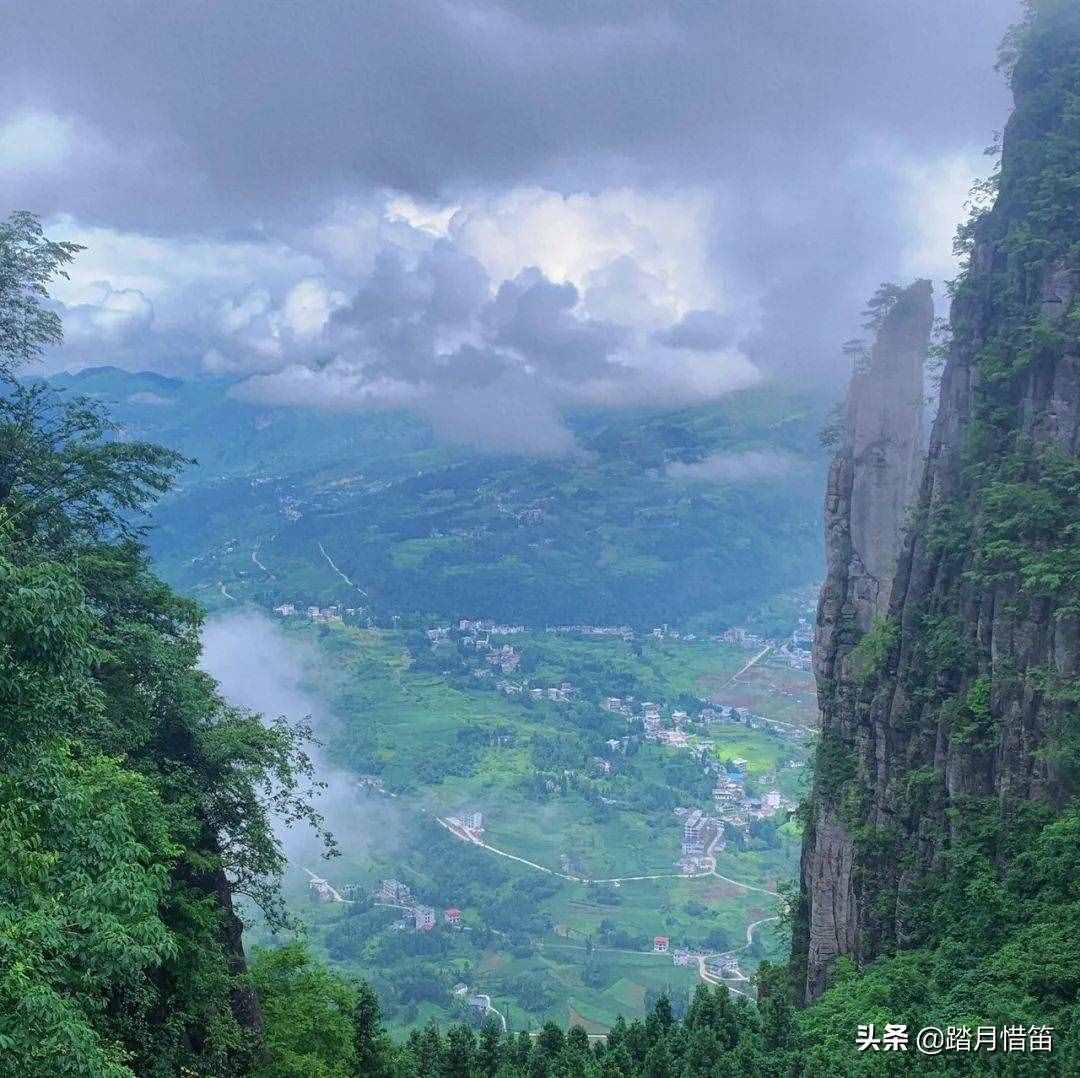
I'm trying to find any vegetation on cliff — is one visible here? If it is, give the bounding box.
[0,212,328,1075]
[792,0,1080,1070]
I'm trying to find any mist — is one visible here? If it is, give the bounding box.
[666,448,807,483]
[199,610,403,882]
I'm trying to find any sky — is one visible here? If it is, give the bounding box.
[3,1,1019,454]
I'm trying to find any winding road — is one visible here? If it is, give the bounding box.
[318,541,368,597]
[436,816,782,998]
[696,915,780,997]
[251,543,272,576]
[437,817,714,884]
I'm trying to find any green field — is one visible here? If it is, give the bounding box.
[248,619,814,1033]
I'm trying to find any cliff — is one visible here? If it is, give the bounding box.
[814,280,932,677]
[802,280,932,999]
[795,3,1080,1005]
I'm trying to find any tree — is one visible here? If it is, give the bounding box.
[249,944,356,1078]
[352,981,395,1078]
[0,210,81,376]
[0,215,334,1075]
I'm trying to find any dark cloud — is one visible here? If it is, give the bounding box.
[4,0,1021,398]
[483,269,628,378]
[3,2,1015,219]
[235,251,759,455]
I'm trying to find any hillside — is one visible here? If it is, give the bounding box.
[44,367,828,633]
[217,612,815,1036]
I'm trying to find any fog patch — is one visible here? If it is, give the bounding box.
[666,448,804,483]
[199,610,403,875]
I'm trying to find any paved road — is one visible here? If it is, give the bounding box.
[720,643,774,689]
[317,541,368,597]
[437,816,714,884]
[472,994,507,1033]
[251,544,272,575]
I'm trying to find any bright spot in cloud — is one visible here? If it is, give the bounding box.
[899,150,986,283]
[0,111,77,174]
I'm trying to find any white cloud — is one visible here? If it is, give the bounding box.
[39,187,762,454]
[386,193,459,237]
[897,149,986,284]
[666,448,803,482]
[450,186,725,326]
[281,278,346,339]
[0,111,76,174]
[62,283,154,345]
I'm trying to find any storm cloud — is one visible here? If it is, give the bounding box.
[3,0,1020,449]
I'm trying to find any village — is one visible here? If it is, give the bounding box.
[266,603,815,675]
[277,593,814,1018]
[301,642,806,995]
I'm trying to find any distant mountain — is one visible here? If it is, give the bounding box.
[45,368,830,632]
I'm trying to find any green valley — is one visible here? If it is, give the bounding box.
[225,613,815,1035]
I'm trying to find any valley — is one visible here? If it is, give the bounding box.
[217,606,816,1035]
[53,365,825,1034]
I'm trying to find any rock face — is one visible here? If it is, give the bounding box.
[803,280,932,1001]
[794,14,1080,1005]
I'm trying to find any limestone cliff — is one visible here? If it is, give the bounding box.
[803,280,932,1001]
[794,4,1080,1005]
[814,280,932,679]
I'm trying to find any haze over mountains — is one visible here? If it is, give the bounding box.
[45,365,830,632]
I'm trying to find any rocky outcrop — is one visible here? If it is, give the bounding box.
[803,280,931,1001]
[814,281,932,684]
[795,6,1080,1005]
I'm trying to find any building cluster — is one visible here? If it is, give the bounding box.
[449,983,497,1024]
[709,763,795,835]
[648,625,698,642]
[273,602,359,621]
[544,624,635,640]
[652,936,705,968]
[674,807,725,871]
[719,626,768,649]
[375,879,413,905]
[373,879,466,934]
[775,641,812,671]
[307,875,340,903]
[459,618,527,636]
[699,703,811,742]
[600,697,703,744]
[485,643,521,674]
[448,810,484,834]
[495,678,577,702]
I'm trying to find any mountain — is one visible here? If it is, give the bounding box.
[795,0,1080,1053]
[45,367,830,632]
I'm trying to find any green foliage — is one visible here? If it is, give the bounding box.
[860,283,906,332]
[975,446,1080,615]
[112,371,829,631]
[0,210,82,376]
[849,615,897,686]
[810,732,857,803]
[0,214,331,1075]
[0,741,176,1078]
[250,945,359,1078]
